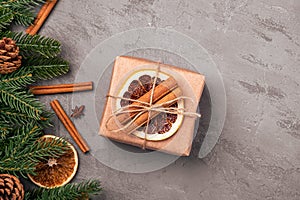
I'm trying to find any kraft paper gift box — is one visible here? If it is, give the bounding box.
[99,56,205,156]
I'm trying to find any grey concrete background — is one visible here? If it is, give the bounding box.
[25,0,300,199]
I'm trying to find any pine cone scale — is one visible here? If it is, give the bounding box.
[5,179,13,191]
[12,193,17,200]
[14,188,20,198]
[5,188,10,195]
[0,179,4,187]
[0,50,6,55]
[0,56,11,61]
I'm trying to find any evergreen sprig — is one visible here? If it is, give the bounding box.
[25,180,102,200]
[0,121,12,139]
[0,7,14,30]
[1,31,61,58]
[1,0,45,8]
[0,66,34,88]
[0,0,44,30]
[12,5,34,26]
[0,86,44,119]
[0,105,52,128]
[0,125,68,177]
[24,57,69,80]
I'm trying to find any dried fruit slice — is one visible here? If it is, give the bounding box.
[28,135,78,188]
[116,70,184,141]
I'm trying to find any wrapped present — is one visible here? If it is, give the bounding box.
[99,56,205,156]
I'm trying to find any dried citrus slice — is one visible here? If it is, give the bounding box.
[116,70,184,141]
[28,135,78,188]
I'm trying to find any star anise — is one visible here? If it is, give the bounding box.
[70,105,85,118]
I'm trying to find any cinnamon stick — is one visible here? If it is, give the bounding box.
[108,87,182,135]
[26,1,50,34]
[50,99,89,153]
[113,77,177,125]
[30,82,93,95]
[26,0,58,35]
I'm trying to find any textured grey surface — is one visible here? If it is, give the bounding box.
[31,0,300,199]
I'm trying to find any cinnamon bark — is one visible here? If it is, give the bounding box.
[108,87,182,135]
[113,77,177,125]
[50,99,89,153]
[30,82,93,95]
[26,0,58,35]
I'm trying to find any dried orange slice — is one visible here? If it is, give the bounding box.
[116,70,184,141]
[28,135,78,188]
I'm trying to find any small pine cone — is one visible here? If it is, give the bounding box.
[0,37,22,74]
[0,174,24,200]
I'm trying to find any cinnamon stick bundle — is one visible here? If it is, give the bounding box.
[26,0,58,35]
[111,77,177,126]
[30,82,93,95]
[50,99,89,153]
[107,87,182,135]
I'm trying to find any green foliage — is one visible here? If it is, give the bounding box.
[25,180,102,200]
[1,31,61,58]
[1,0,45,8]
[0,0,45,30]
[0,125,68,177]
[0,105,52,128]
[11,6,34,26]
[0,56,69,83]
[0,86,44,119]
[0,121,12,139]
[24,57,69,80]
[0,66,35,88]
[0,7,14,31]
[0,4,102,198]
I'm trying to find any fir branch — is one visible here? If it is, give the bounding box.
[0,0,45,27]
[0,125,68,176]
[24,57,69,80]
[1,0,44,8]
[25,180,102,200]
[0,105,52,128]
[0,121,12,140]
[10,6,34,26]
[0,66,34,88]
[2,31,61,58]
[37,110,53,127]
[0,7,14,31]
[0,86,44,119]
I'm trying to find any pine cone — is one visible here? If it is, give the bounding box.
[0,37,22,74]
[0,174,24,200]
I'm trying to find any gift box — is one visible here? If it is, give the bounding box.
[99,56,205,156]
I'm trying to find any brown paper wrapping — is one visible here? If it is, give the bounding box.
[99,56,205,156]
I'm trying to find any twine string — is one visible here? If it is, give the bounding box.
[141,63,160,149]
